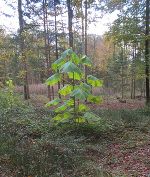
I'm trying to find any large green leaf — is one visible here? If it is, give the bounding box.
[52,57,66,71]
[45,98,61,107]
[46,73,61,86]
[65,99,74,106]
[71,88,88,100]
[60,61,82,74]
[55,98,74,113]
[55,104,67,113]
[80,55,92,66]
[68,72,83,80]
[53,112,72,121]
[78,103,89,112]
[52,49,74,71]
[61,48,73,59]
[53,114,62,121]
[70,52,80,64]
[58,84,73,96]
[87,95,103,104]
[80,82,91,93]
[75,117,86,123]
[53,49,78,71]
[87,75,103,87]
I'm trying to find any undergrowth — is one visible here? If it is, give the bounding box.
[0,90,150,176]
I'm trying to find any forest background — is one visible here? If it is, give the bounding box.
[0,0,149,105]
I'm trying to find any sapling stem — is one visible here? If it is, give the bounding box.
[72,72,76,119]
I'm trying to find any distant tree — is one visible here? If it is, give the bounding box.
[18,0,30,99]
[105,0,149,102]
[145,0,150,105]
[67,0,73,48]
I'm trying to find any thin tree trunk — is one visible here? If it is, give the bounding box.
[81,0,84,54]
[18,0,30,100]
[131,44,136,99]
[145,0,150,105]
[121,47,124,99]
[54,3,61,98]
[84,0,87,56]
[133,45,137,99]
[43,0,51,100]
[67,0,73,48]
[131,78,133,99]
[84,0,88,81]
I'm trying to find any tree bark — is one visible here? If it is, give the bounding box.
[43,0,51,100]
[67,0,73,48]
[81,0,84,55]
[18,0,30,100]
[54,2,61,98]
[84,0,88,82]
[84,0,87,56]
[121,46,124,99]
[145,0,150,105]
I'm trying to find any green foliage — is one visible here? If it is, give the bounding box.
[46,98,61,107]
[80,55,92,66]
[59,84,73,96]
[68,72,82,80]
[60,61,82,74]
[87,95,103,104]
[0,79,37,123]
[87,75,103,87]
[46,49,103,124]
[46,73,61,86]
[71,88,89,100]
[0,79,16,110]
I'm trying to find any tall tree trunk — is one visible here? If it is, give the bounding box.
[145,0,150,105]
[54,2,61,98]
[131,44,136,99]
[84,0,87,56]
[43,0,51,100]
[121,46,124,99]
[67,0,73,48]
[84,0,88,82]
[81,0,84,54]
[18,0,30,100]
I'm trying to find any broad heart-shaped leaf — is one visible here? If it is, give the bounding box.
[78,103,89,112]
[55,104,67,113]
[80,82,91,94]
[58,84,73,96]
[53,114,62,121]
[70,52,80,64]
[87,75,103,87]
[52,57,66,71]
[87,95,103,104]
[52,49,73,71]
[46,73,61,86]
[61,48,73,59]
[75,117,86,123]
[68,72,83,80]
[45,98,61,107]
[53,112,72,122]
[71,88,88,100]
[65,99,74,106]
[60,61,82,74]
[80,55,92,66]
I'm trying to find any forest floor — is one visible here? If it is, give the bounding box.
[15,84,145,110]
[30,94,145,110]
[0,95,150,177]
